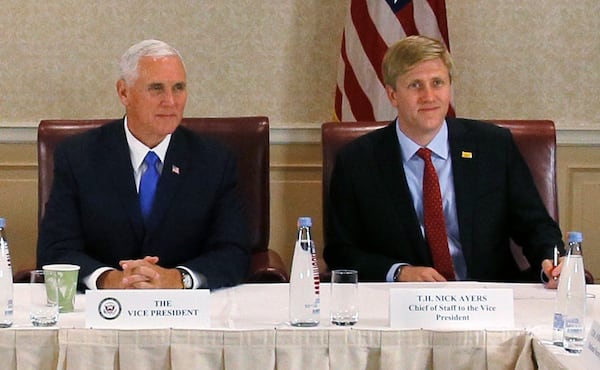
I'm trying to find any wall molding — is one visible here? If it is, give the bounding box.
[2,121,600,145]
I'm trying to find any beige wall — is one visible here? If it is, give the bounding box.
[2,1,598,128]
[1,0,348,124]
[447,1,600,126]
[1,1,599,281]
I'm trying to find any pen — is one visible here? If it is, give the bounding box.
[552,245,560,280]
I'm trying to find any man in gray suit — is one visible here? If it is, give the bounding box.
[38,40,249,290]
[324,36,562,287]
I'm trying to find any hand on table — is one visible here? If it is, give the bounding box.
[97,256,183,289]
[396,265,447,282]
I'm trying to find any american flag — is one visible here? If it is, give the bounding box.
[334,0,451,121]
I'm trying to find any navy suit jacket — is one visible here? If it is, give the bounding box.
[323,118,562,282]
[37,119,250,289]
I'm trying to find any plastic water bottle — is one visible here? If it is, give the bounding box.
[289,216,320,327]
[0,218,14,328]
[560,231,586,353]
[552,245,566,346]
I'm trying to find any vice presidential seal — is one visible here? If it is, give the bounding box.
[98,297,122,320]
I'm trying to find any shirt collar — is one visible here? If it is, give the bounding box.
[395,118,449,163]
[124,116,171,170]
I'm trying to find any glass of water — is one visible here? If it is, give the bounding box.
[29,270,59,327]
[330,269,359,326]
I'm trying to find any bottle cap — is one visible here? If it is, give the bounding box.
[297,217,312,227]
[0,218,5,228]
[568,231,583,243]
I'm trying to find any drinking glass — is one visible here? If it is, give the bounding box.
[29,270,59,327]
[330,269,359,326]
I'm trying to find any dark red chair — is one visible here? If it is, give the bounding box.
[16,117,289,283]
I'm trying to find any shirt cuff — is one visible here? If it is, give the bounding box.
[387,263,406,282]
[540,268,550,283]
[176,266,206,289]
[84,267,115,290]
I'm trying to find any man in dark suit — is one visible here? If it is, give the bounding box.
[324,36,562,287]
[37,40,249,290]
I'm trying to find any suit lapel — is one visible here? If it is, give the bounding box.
[145,127,189,233]
[447,118,477,268]
[374,122,431,263]
[102,121,145,243]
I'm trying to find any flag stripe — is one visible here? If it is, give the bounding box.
[395,2,419,36]
[335,0,451,122]
[350,0,388,84]
[368,1,407,46]
[343,22,380,120]
[426,0,450,48]
[342,6,399,121]
[340,35,376,121]
[413,0,443,44]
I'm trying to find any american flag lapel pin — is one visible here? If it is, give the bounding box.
[461,151,473,159]
[171,165,180,175]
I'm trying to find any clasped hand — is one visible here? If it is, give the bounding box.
[98,256,183,289]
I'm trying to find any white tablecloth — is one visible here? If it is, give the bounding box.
[1,282,598,369]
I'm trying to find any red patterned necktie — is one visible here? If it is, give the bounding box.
[416,148,455,280]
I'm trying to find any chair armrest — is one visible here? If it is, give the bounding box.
[585,270,595,285]
[318,259,331,282]
[247,249,289,283]
[13,268,34,283]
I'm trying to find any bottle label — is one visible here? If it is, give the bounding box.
[3,298,12,315]
[1,242,10,268]
[565,317,582,326]
[311,250,320,296]
[553,312,564,329]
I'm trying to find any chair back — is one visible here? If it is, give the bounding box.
[38,117,270,254]
[488,120,558,220]
[322,119,558,274]
[322,122,388,213]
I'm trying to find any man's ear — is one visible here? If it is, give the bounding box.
[385,84,398,107]
[116,79,128,106]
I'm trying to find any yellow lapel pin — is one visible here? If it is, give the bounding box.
[461,151,473,159]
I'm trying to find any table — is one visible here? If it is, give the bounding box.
[1,282,598,369]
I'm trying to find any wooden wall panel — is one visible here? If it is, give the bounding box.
[270,143,322,273]
[558,146,600,283]
[0,144,38,277]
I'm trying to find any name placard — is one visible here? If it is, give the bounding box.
[85,289,210,329]
[581,320,600,367]
[390,288,514,329]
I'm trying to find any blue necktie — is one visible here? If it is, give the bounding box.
[139,151,160,221]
